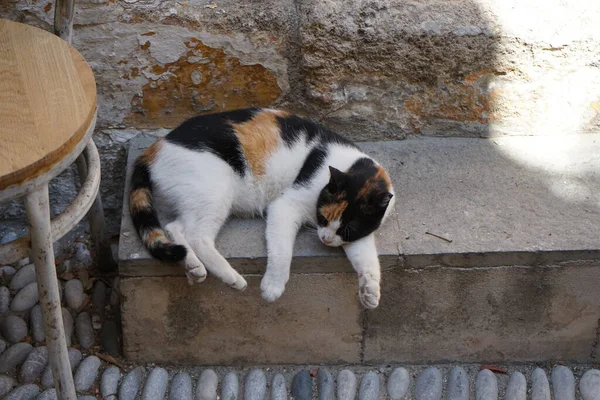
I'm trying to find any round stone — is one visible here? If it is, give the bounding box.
[170,372,193,400]
[20,346,48,383]
[446,366,469,400]
[387,367,410,400]
[317,369,334,400]
[270,374,287,400]
[0,342,33,373]
[244,369,266,400]
[196,369,218,400]
[4,383,40,400]
[416,367,442,400]
[30,304,45,342]
[141,367,169,400]
[37,389,58,400]
[552,366,575,400]
[78,396,97,400]
[531,368,551,400]
[0,286,9,313]
[41,348,82,388]
[1,231,17,244]
[359,372,380,400]
[119,367,145,400]
[0,375,17,398]
[64,279,85,310]
[62,307,74,347]
[291,370,312,400]
[10,263,35,290]
[10,282,39,312]
[74,355,101,391]
[75,312,94,349]
[73,242,93,268]
[1,266,16,279]
[222,371,239,400]
[0,338,6,354]
[100,320,119,355]
[337,369,357,400]
[475,369,498,400]
[100,366,121,399]
[1,314,28,344]
[16,258,31,268]
[580,369,600,400]
[505,372,526,400]
[92,280,107,317]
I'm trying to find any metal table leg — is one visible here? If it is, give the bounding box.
[24,186,77,400]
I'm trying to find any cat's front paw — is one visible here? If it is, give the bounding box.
[186,266,207,285]
[260,274,286,303]
[359,280,380,309]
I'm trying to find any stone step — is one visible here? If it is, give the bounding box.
[119,134,600,365]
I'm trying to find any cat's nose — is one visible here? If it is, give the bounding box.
[322,237,332,244]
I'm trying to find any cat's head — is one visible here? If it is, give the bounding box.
[316,158,394,247]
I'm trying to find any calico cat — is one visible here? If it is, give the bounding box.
[129,108,394,309]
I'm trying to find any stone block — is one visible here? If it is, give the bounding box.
[120,274,362,365]
[364,263,600,363]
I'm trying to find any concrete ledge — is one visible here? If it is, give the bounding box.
[121,274,362,365]
[120,134,600,274]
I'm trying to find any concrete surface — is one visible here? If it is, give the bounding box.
[364,262,600,363]
[121,275,362,365]
[120,134,600,274]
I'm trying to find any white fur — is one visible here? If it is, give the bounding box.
[150,134,394,308]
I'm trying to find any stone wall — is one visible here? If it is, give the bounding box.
[1,0,599,237]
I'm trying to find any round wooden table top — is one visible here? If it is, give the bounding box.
[0,19,96,191]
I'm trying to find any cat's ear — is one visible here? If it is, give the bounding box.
[328,166,346,189]
[364,192,393,214]
[378,192,394,209]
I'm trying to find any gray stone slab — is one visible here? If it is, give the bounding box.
[119,136,400,277]
[120,135,600,275]
[360,136,600,267]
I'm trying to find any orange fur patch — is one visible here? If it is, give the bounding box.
[144,228,165,245]
[357,165,392,199]
[231,110,288,176]
[320,200,348,222]
[139,138,163,165]
[129,188,152,212]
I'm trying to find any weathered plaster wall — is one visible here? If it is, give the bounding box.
[1,0,599,238]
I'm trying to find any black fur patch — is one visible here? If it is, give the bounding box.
[294,145,328,187]
[276,115,357,148]
[166,108,257,176]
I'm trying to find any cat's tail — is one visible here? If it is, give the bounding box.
[129,140,187,263]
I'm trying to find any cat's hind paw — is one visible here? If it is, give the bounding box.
[260,275,286,303]
[186,267,207,285]
[359,280,380,309]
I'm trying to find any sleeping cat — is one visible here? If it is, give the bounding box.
[129,108,394,309]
